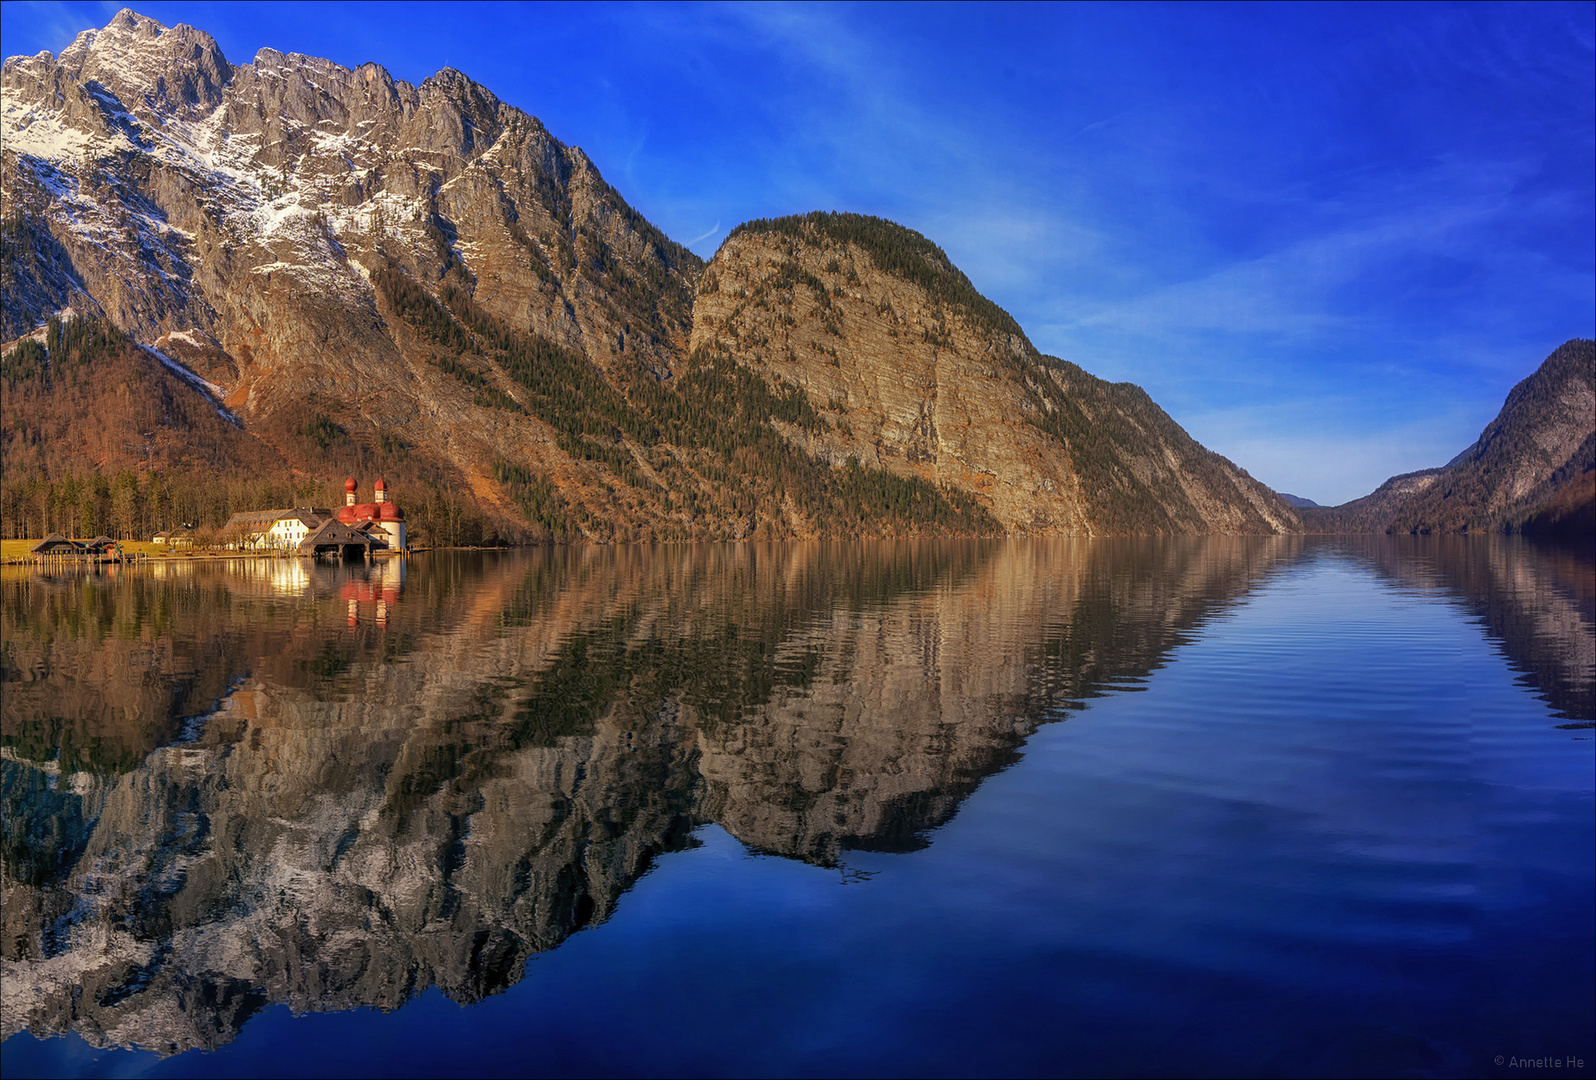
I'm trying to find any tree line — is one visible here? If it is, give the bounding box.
[0,469,524,549]
[729,211,1026,343]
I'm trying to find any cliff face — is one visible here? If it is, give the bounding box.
[694,214,1300,535]
[1,10,698,364]
[3,10,1297,539]
[1306,339,1595,536]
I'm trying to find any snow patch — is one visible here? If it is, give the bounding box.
[143,345,239,426]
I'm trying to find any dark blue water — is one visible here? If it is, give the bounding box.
[1,537,1591,1078]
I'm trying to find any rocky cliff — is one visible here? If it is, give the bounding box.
[3,10,1298,540]
[694,214,1299,535]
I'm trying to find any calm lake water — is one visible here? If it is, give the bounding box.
[1,537,1591,1079]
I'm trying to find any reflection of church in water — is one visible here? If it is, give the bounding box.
[340,558,405,628]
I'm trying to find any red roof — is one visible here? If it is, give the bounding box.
[340,502,404,524]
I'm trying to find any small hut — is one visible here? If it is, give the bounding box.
[30,535,83,557]
[83,536,116,554]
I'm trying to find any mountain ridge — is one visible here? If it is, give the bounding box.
[4,10,1579,545]
[1302,338,1595,537]
[1,10,1298,542]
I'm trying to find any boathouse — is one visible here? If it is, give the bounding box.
[297,519,380,559]
[29,535,83,557]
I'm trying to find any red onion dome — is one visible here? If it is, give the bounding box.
[344,476,358,493]
[380,503,404,521]
[374,476,387,492]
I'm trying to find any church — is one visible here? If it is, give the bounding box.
[218,478,406,554]
[337,477,407,552]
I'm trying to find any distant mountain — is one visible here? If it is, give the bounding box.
[1304,339,1595,537]
[2,10,1296,541]
[1277,493,1320,508]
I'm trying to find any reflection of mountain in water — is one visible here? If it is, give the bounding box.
[1,540,1294,1053]
[1343,536,1595,727]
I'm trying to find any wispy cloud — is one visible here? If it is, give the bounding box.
[686,221,721,248]
[0,0,104,56]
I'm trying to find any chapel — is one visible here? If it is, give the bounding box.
[338,477,407,552]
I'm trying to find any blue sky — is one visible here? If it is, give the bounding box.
[3,2,1592,504]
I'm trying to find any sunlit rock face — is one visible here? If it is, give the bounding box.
[1,539,1312,1053]
[693,216,1301,536]
[1,10,697,356]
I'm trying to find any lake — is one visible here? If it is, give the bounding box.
[1,537,1591,1079]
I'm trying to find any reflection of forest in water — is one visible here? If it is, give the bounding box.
[1340,536,1595,727]
[1,535,1588,1055]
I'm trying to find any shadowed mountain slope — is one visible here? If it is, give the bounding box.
[1304,339,1594,537]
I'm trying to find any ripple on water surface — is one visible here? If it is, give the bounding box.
[0,537,1589,1078]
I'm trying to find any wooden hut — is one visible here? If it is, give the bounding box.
[29,534,83,557]
[297,519,379,559]
[152,527,194,548]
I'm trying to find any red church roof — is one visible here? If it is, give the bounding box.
[339,479,403,525]
[339,503,404,524]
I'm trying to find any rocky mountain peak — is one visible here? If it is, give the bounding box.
[54,9,232,119]
[693,211,1297,535]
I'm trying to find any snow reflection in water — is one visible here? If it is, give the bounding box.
[0,537,1590,1076]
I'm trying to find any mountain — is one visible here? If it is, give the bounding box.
[1304,339,1595,537]
[1,10,1298,541]
[694,214,1298,535]
[1276,493,1319,508]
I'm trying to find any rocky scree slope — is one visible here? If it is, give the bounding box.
[3,10,1296,540]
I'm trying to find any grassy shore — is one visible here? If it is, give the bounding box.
[1,539,168,561]
[1,539,420,565]
[0,539,316,564]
